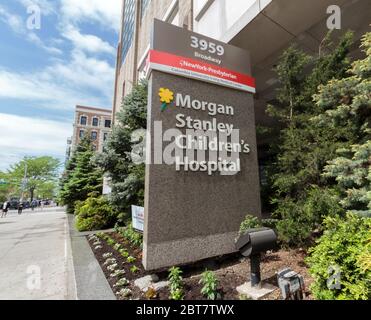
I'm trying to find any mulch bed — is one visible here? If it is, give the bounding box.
[87,231,313,300]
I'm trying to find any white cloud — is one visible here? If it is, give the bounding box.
[0,51,114,111]
[18,0,56,16]
[0,5,24,33]
[0,4,62,55]
[62,25,116,55]
[0,113,72,171]
[60,0,122,32]
[0,1,120,170]
[27,32,63,55]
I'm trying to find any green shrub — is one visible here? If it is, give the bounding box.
[306,213,371,300]
[75,195,117,232]
[262,218,279,230]
[239,214,262,235]
[275,187,343,246]
[275,198,313,247]
[199,270,219,300]
[168,267,184,300]
[119,224,143,248]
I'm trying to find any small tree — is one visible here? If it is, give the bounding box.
[315,32,371,217]
[266,32,355,245]
[95,80,147,217]
[307,33,371,300]
[59,137,103,213]
[8,156,60,201]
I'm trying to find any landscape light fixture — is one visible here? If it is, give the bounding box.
[235,228,277,287]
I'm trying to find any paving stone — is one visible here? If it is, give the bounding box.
[236,281,277,300]
[134,274,159,291]
[152,281,169,291]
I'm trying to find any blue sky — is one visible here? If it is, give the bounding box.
[0,0,122,171]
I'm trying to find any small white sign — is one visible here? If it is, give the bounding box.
[132,205,144,232]
[102,176,112,195]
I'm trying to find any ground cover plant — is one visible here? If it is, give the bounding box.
[199,270,220,300]
[87,228,313,300]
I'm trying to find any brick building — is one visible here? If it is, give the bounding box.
[68,105,112,158]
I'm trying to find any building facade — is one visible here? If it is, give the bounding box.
[113,0,369,204]
[113,0,369,129]
[112,0,193,121]
[69,105,112,156]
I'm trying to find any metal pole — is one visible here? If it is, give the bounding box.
[250,254,261,287]
[20,162,27,202]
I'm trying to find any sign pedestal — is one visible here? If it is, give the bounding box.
[143,20,261,270]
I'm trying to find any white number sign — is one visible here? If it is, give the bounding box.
[190,36,224,56]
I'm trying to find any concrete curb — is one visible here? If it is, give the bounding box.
[67,214,116,300]
[65,213,78,300]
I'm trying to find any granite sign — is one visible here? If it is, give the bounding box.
[143,19,261,270]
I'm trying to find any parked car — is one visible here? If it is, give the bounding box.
[9,199,19,210]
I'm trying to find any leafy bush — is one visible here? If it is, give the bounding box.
[306,213,371,300]
[199,270,219,300]
[119,223,143,248]
[168,267,184,300]
[261,218,279,230]
[239,214,262,235]
[75,195,116,232]
[275,187,343,246]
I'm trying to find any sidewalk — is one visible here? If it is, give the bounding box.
[67,214,116,300]
[0,208,76,300]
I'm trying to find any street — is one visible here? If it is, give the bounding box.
[0,207,76,300]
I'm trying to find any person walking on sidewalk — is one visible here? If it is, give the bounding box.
[17,201,23,215]
[1,200,10,218]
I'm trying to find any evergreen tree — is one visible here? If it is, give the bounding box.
[95,80,147,217]
[266,32,354,245]
[317,32,371,217]
[59,136,103,213]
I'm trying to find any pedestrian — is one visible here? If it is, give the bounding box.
[1,200,10,218]
[31,200,36,211]
[18,201,23,215]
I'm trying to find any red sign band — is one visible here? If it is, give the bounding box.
[147,50,256,93]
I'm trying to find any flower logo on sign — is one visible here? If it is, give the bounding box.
[159,88,174,112]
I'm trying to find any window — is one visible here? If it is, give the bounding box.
[92,144,97,151]
[103,133,109,141]
[104,120,111,128]
[141,0,151,20]
[92,117,99,127]
[79,130,85,138]
[91,131,98,141]
[80,116,87,125]
[121,0,136,64]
